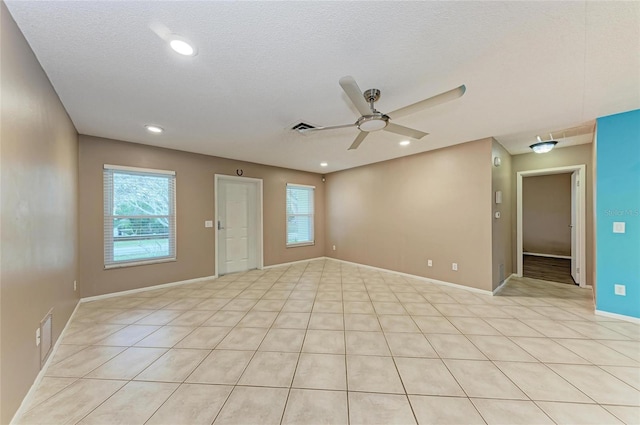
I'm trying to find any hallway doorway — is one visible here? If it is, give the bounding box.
[516,165,586,287]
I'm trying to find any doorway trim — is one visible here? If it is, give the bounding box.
[214,174,264,276]
[516,164,587,287]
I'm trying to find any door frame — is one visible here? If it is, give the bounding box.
[516,164,587,287]
[214,174,264,276]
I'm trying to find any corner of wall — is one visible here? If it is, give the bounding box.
[491,138,513,290]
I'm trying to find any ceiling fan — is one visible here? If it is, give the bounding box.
[296,76,466,150]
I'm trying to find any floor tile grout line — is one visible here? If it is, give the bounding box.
[600,404,639,424]
[211,266,294,425]
[278,261,322,425]
[18,376,80,416]
[68,379,129,424]
[494,357,599,405]
[334,264,352,425]
[550,336,640,364]
[529,399,572,425]
[365,271,420,425]
[139,379,184,425]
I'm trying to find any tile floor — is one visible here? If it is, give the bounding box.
[15,259,640,425]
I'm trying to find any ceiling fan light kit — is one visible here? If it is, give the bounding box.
[357,114,389,132]
[296,75,466,150]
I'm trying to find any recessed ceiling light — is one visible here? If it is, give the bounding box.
[145,125,163,134]
[320,162,328,167]
[169,38,196,56]
[399,140,411,146]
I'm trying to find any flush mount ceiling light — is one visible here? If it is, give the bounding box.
[169,37,196,56]
[320,162,328,167]
[399,140,411,146]
[145,125,163,134]
[530,135,558,154]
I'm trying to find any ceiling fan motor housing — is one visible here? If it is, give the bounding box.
[363,88,381,103]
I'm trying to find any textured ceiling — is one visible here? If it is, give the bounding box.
[5,1,640,173]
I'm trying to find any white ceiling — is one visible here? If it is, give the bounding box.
[6,1,640,173]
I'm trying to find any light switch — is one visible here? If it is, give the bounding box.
[613,222,626,233]
[205,220,213,228]
[495,191,502,204]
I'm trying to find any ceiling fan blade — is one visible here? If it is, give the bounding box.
[339,76,372,116]
[388,85,466,119]
[384,122,428,139]
[348,131,368,150]
[296,123,356,134]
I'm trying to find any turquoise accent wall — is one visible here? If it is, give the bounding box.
[596,109,640,318]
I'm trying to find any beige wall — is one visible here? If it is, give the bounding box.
[325,138,494,292]
[523,174,572,256]
[78,135,325,297]
[0,4,79,423]
[512,143,594,284]
[491,140,513,290]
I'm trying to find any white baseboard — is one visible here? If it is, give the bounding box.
[327,258,494,296]
[81,274,218,303]
[493,273,516,295]
[523,252,571,260]
[595,309,640,324]
[10,300,82,425]
[262,256,328,270]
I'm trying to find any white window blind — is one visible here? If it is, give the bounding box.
[286,183,314,247]
[104,165,176,268]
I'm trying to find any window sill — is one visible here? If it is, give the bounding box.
[104,257,176,270]
[286,242,315,248]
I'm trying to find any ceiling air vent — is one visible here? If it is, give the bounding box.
[292,122,315,131]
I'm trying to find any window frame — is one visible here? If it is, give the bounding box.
[286,183,315,248]
[103,164,177,269]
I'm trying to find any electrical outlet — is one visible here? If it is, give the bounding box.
[427,259,432,267]
[332,245,336,251]
[614,284,626,296]
[74,280,77,291]
[35,328,41,346]
[452,263,458,271]
[613,222,626,234]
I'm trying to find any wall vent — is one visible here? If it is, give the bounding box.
[40,309,53,367]
[291,122,315,131]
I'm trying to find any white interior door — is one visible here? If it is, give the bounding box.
[217,179,257,275]
[570,171,579,284]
